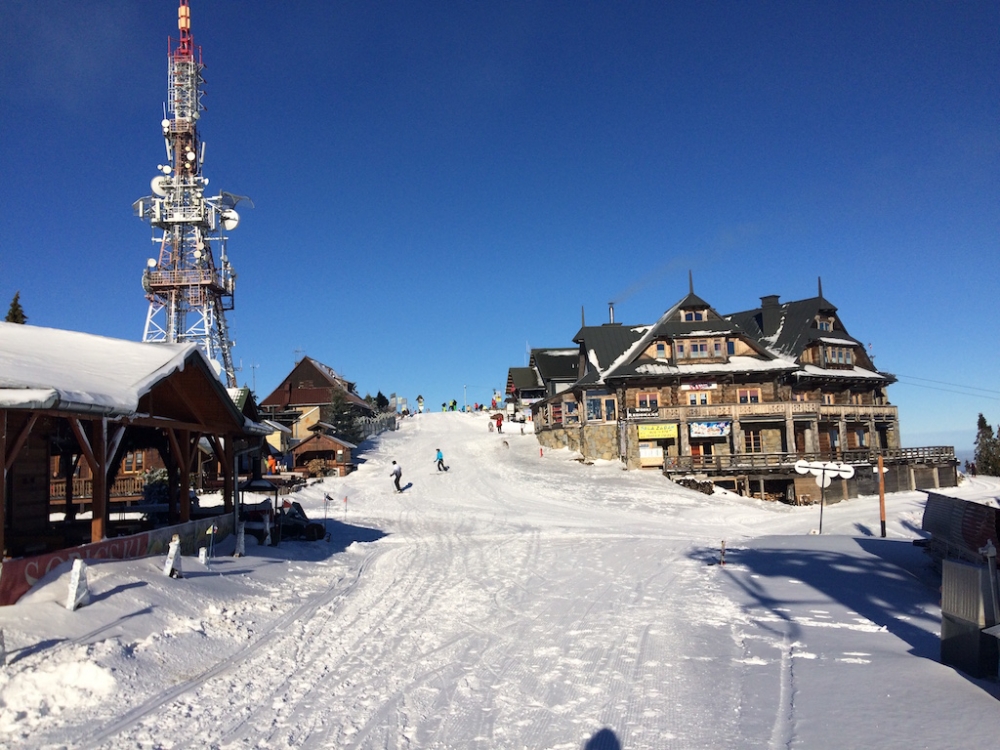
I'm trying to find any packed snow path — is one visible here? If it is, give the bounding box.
[3,412,999,748]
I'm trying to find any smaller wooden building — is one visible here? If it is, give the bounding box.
[0,323,270,558]
[291,422,356,477]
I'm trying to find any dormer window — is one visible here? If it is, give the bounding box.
[655,342,666,359]
[683,310,705,322]
[816,316,834,332]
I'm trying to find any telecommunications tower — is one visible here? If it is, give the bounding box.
[133,0,249,387]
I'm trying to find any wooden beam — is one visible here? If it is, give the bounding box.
[90,418,108,542]
[0,411,6,557]
[69,418,97,473]
[4,412,38,472]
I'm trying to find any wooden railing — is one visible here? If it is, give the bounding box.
[662,446,955,474]
[648,402,898,423]
[49,475,147,501]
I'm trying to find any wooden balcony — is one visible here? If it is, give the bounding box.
[49,475,147,502]
[662,446,955,475]
[644,401,898,423]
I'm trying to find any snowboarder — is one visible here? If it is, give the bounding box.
[435,449,446,472]
[390,461,402,492]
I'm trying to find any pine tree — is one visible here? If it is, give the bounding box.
[5,291,26,324]
[320,389,364,445]
[375,391,389,411]
[973,413,1000,476]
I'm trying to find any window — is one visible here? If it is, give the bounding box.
[586,398,603,421]
[122,452,144,474]
[637,392,659,409]
[793,391,809,402]
[850,393,865,405]
[737,388,760,404]
[655,342,666,359]
[565,401,579,424]
[823,346,853,367]
[604,398,616,421]
[727,340,735,355]
[678,339,710,359]
[744,430,763,453]
[713,341,723,356]
[688,390,711,406]
[823,393,835,405]
[683,310,705,322]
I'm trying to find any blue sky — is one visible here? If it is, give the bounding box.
[1,1,997,454]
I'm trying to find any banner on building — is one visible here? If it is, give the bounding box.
[690,421,730,438]
[637,423,678,439]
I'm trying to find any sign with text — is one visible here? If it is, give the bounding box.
[690,421,731,438]
[638,423,678,439]
[627,407,659,419]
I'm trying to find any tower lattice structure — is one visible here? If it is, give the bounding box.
[133,0,248,387]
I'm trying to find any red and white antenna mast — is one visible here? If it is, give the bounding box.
[133,0,250,387]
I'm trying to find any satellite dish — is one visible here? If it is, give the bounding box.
[147,258,157,268]
[221,209,239,231]
[193,249,202,260]
[209,358,223,377]
[186,151,196,162]
[151,176,169,196]
[161,118,170,130]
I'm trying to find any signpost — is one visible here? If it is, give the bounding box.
[794,459,856,534]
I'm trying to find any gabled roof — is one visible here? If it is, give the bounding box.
[0,322,265,434]
[507,367,542,391]
[571,325,649,385]
[728,296,862,361]
[529,348,578,381]
[260,356,373,412]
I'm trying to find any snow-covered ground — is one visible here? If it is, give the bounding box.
[2,412,999,749]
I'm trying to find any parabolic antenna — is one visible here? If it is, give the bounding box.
[151,175,169,196]
[221,209,239,231]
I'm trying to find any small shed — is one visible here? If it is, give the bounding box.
[291,423,357,477]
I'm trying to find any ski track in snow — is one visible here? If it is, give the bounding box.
[3,412,998,749]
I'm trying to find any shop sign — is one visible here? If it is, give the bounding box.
[690,421,730,437]
[637,423,678,439]
[627,406,659,419]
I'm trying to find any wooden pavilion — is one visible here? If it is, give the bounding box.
[0,322,269,558]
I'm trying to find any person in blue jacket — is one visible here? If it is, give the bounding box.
[435,449,447,472]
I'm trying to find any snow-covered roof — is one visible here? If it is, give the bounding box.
[797,364,886,380]
[634,356,797,377]
[0,322,202,416]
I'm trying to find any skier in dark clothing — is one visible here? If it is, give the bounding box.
[390,461,402,492]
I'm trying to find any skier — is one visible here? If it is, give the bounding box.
[495,414,503,434]
[435,448,446,472]
[390,461,402,492]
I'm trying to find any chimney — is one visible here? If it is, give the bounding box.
[760,295,780,336]
[608,302,615,325]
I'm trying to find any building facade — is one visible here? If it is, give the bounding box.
[529,282,956,501]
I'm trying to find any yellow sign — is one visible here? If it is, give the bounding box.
[637,423,678,439]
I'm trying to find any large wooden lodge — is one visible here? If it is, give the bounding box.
[514,279,957,502]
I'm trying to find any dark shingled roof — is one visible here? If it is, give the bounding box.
[507,366,542,390]
[727,295,863,361]
[530,348,579,382]
[572,324,648,384]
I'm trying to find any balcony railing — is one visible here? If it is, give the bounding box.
[639,401,897,423]
[49,475,147,502]
[661,446,955,474]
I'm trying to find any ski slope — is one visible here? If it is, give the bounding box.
[2,411,999,748]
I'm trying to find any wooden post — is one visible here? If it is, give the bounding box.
[0,410,6,558]
[878,454,887,538]
[91,418,107,543]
